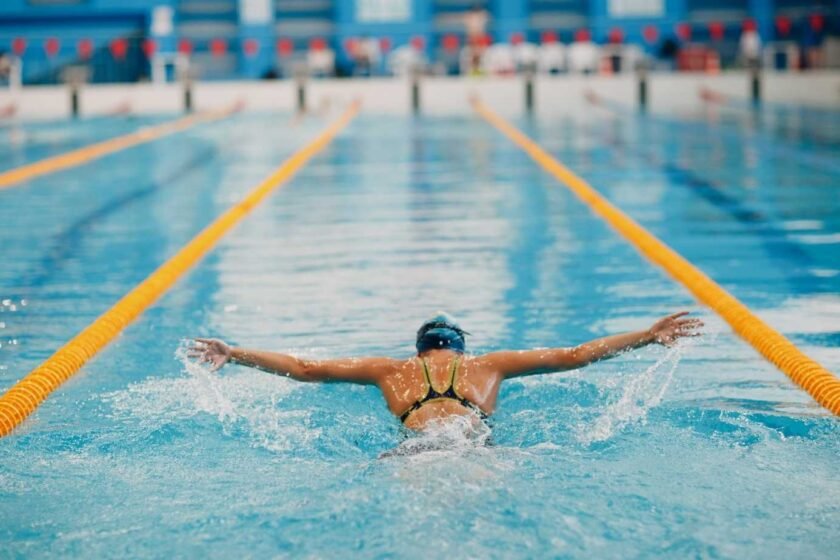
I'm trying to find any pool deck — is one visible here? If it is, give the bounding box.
[1,71,839,121]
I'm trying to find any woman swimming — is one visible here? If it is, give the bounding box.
[189,311,702,431]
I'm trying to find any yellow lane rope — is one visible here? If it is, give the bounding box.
[0,102,360,437]
[472,99,840,415]
[0,106,238,189]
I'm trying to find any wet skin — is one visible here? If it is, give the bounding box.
[190,312,703,431]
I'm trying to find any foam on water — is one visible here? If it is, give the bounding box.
[104,343,557,467]
[104,337,703,465]
[381,414,492,457]
[104,342,315,453]
[577,341,698,445]
[378,416,518,494]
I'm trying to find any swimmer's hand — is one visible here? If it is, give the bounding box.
[189,338,232,371]
[648,311,703,347]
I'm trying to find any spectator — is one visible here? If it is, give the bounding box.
[464,3,489,47]
[658,36,680,71]
[439,35,461,76]
[739,22,762,69]
[361,37,382,75]
[802,14,826,69]
[464,3,489,74]
[568,31,599,74]
[349,37,373,77]
[388,42,427,77]
[0,51,11,81]
[483,42,516,75]
[307,39,335,77]
[537,33,566,74]
[511,34,538,74]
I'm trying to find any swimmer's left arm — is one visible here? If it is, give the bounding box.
[479,312,702,378]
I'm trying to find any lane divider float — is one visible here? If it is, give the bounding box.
[472,98,840,415]
[0,101,361,437]
[0,105,238,190]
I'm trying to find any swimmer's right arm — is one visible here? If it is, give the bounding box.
[189,338,394,385]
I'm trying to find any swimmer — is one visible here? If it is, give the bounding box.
[189,311,702,431]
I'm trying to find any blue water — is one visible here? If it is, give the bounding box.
[0,115,170,170]
[1,105,838,558]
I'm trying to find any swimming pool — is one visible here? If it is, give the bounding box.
[1,104,838,557]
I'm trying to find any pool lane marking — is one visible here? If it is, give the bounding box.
[0,102,360,437]
[0,106,237,190]
[472,98,840,416]
[586,89,840,178]
[584,114,823,296]
[13,145,218,292]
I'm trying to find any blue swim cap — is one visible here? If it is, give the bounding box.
[416,312,469,354]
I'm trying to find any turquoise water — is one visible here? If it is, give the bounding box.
[0,106,838,558]
[0,115,169,169]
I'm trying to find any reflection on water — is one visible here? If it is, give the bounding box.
[0,111,838,557]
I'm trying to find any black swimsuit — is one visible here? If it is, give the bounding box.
[399,356,488,423]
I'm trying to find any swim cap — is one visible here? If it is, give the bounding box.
[416,312,469,354]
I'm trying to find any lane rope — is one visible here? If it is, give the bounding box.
[472,98,840,416]
[0,106,238,189]
[0,102,361,437]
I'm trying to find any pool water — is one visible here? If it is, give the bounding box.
[1,105,838,558]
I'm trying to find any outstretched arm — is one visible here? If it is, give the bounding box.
[189,338,397,385]
[478,312,702,379]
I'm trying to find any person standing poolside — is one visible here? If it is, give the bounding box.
[189,312,702,432]
[463,3,489,74]
[464,4,489,48]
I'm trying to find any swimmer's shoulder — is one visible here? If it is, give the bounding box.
[370,356,419,377]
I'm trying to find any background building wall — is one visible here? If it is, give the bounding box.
[0,0,838,83]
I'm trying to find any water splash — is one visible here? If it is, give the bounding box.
[176,343,238,422]
[380,414,493,459]
[103,342,313,453]
[576,342,695,444]
[378,416,516,494]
